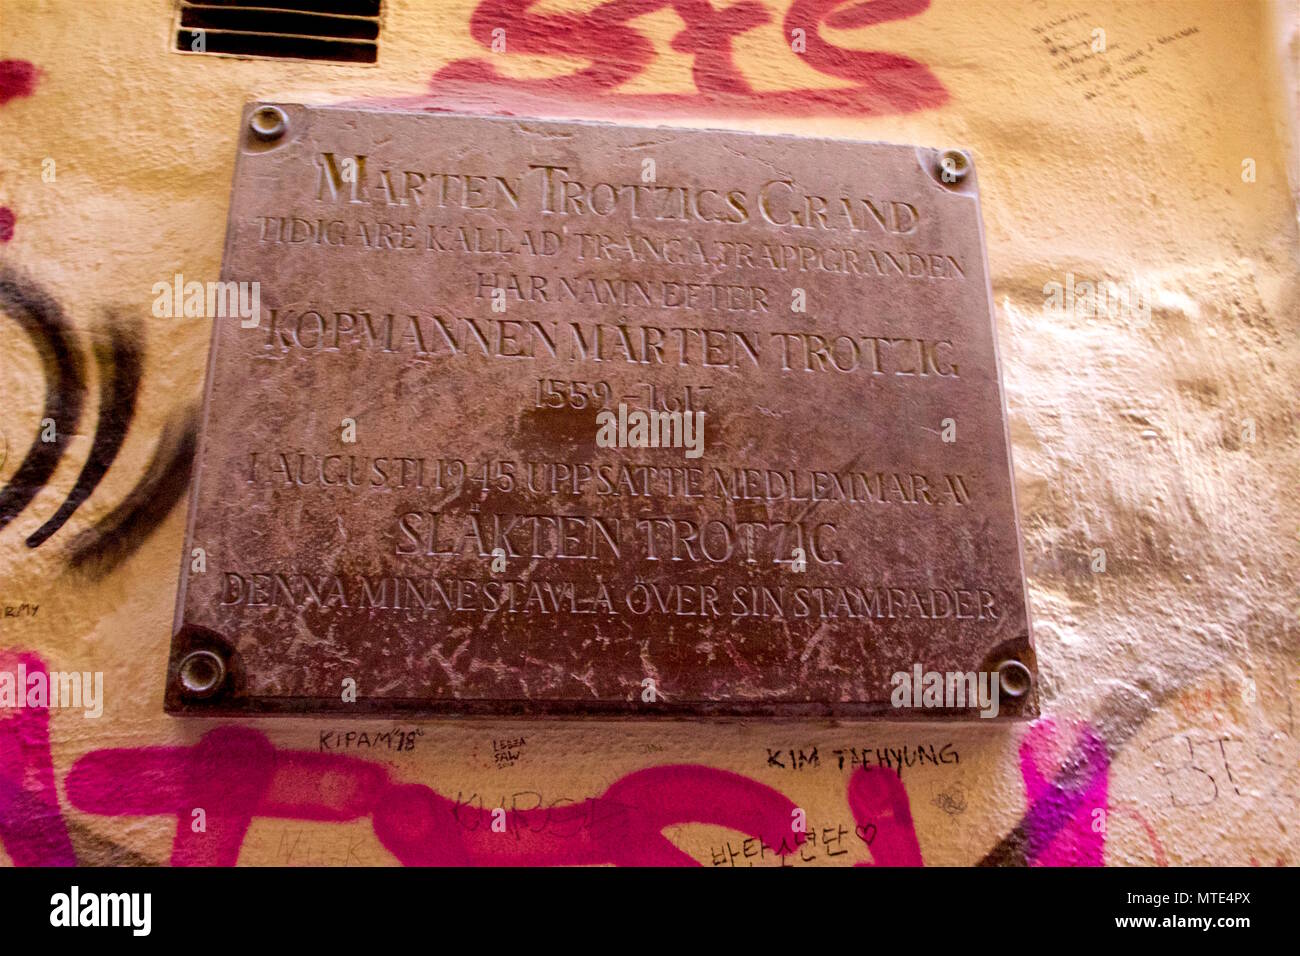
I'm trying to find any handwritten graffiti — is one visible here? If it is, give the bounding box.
[1143,728,1296,810]
[363,0,945,119]
[64,726,808,866]
[60,726,938,866]
[0,267,196,574]
[0,650,1115,866]
[712,767,923,865]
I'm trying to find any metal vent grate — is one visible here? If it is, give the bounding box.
[173,0,380,64]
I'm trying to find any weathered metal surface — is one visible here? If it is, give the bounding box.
[166,104,1035,718]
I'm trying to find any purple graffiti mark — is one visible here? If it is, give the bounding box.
[980,718,1109,866]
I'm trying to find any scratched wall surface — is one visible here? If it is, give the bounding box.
[0,0,1297,867]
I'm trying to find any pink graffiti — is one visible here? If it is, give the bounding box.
[1018,718,1109,866]
[64,727,807,866]
[0,652,75,865]
[0,642,1116,867]
[848,764,923,865]
[13,717,1112,867]
[56,729,931,866]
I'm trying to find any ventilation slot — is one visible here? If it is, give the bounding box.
[174,0,380,64]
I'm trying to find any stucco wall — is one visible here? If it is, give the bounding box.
[0,0,1296,866]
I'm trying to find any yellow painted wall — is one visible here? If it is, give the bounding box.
[0,0,1296,865]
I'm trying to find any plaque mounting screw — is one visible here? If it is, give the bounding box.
[178,649,227,699]
[936,148,970,184]
[995,659,1032,699]
[249,105,288,141]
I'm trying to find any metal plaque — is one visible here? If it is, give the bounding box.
[166,104,1036,718]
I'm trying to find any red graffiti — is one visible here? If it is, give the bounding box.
[1106,800,1168,866]
[0,59,39,106]
[358,0,945,119]
[0,60,39,244]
